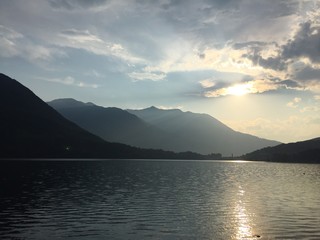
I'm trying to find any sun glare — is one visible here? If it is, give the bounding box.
[227,83,252,96]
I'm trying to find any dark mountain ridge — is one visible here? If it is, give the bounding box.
[48,98,96,108]
[0,73,135,158]
[48,99,167,149]
[244,138,320,163]
[0,73,209,159]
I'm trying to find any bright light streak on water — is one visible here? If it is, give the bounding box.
[234,186,255,239]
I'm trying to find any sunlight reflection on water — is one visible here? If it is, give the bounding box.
[235,186,254,240]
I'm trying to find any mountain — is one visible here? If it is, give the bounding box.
[244,138,320,163]
[0,73,137,158]
[47,98,96,108]
[0,73,206,159]
[128,107,280,156]
[49,97,280,156]
[48,99,168,149]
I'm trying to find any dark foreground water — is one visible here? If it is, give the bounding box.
[0,160,319,240]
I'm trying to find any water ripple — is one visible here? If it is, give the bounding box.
[0,160,320,239]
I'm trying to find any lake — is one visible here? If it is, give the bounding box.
[0,160,319,239]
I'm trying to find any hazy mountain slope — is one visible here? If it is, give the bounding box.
[50,99,279,155]
[0,73,194,159]
[48,99,168,148]
[244,138,320,163]
[128,107,281,155]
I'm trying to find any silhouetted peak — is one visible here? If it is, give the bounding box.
[48,98,95,109]
[142,106,183,113]
[86,102,95,106]
[146,106,159,110]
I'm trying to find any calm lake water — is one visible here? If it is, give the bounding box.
[0,160,319,240]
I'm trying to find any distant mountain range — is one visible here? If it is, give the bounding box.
[2,72,318,162]
[48,98,280,156]
[244,138,320,163]
[48,99,167,151]
[129,107,280,155]
[0,73,208,159]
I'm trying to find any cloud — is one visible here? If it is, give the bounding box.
[236,7,319,63]
[275,79,303,90]
[204,82,253,97]
[156,105,183,110]
[84,69,105,78]
[0,25,66,62]
[294,65,320,81]
[202,78,297,98]
[242,50,287,71]
[58,28,144,63]
[49,0,109,10]
[199,79,215,88]
[290,65,320,93]
[128,71,166,81]
[60,29,103,43]
[228,7,320,95]
[37,76,99,88]
[225,114,320,143]
[0,25,23,57]
[286,97,302,108]
[1,0,319,92]
[300,106,320,113]
[282,21,320,63]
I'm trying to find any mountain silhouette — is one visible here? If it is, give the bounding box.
[244,137,320,163]
[0,73,206,159]
[129,107,280,155]
[48,99,168,149]
[49,98,280,156]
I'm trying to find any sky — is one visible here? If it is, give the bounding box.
[1,0,320,143]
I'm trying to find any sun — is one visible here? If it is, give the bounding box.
[226,83,252,96]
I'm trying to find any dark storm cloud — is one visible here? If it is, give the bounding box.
[236,15,320,73]
[244,51,287,71]
[263,76,303,90]
[294,66,320,81]
[238,42,287,71]
[49,0,108,10]
[276,79,302,89]
[282,21,320,63]
[233,41,269,50]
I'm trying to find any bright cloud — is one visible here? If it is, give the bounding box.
[38,76,99,88]
[287,97,302,108]
[58,29,144,63]
[128,71,166,81]
[199,79,216,88]
[203,79,280,98]
[0,25,23,57]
